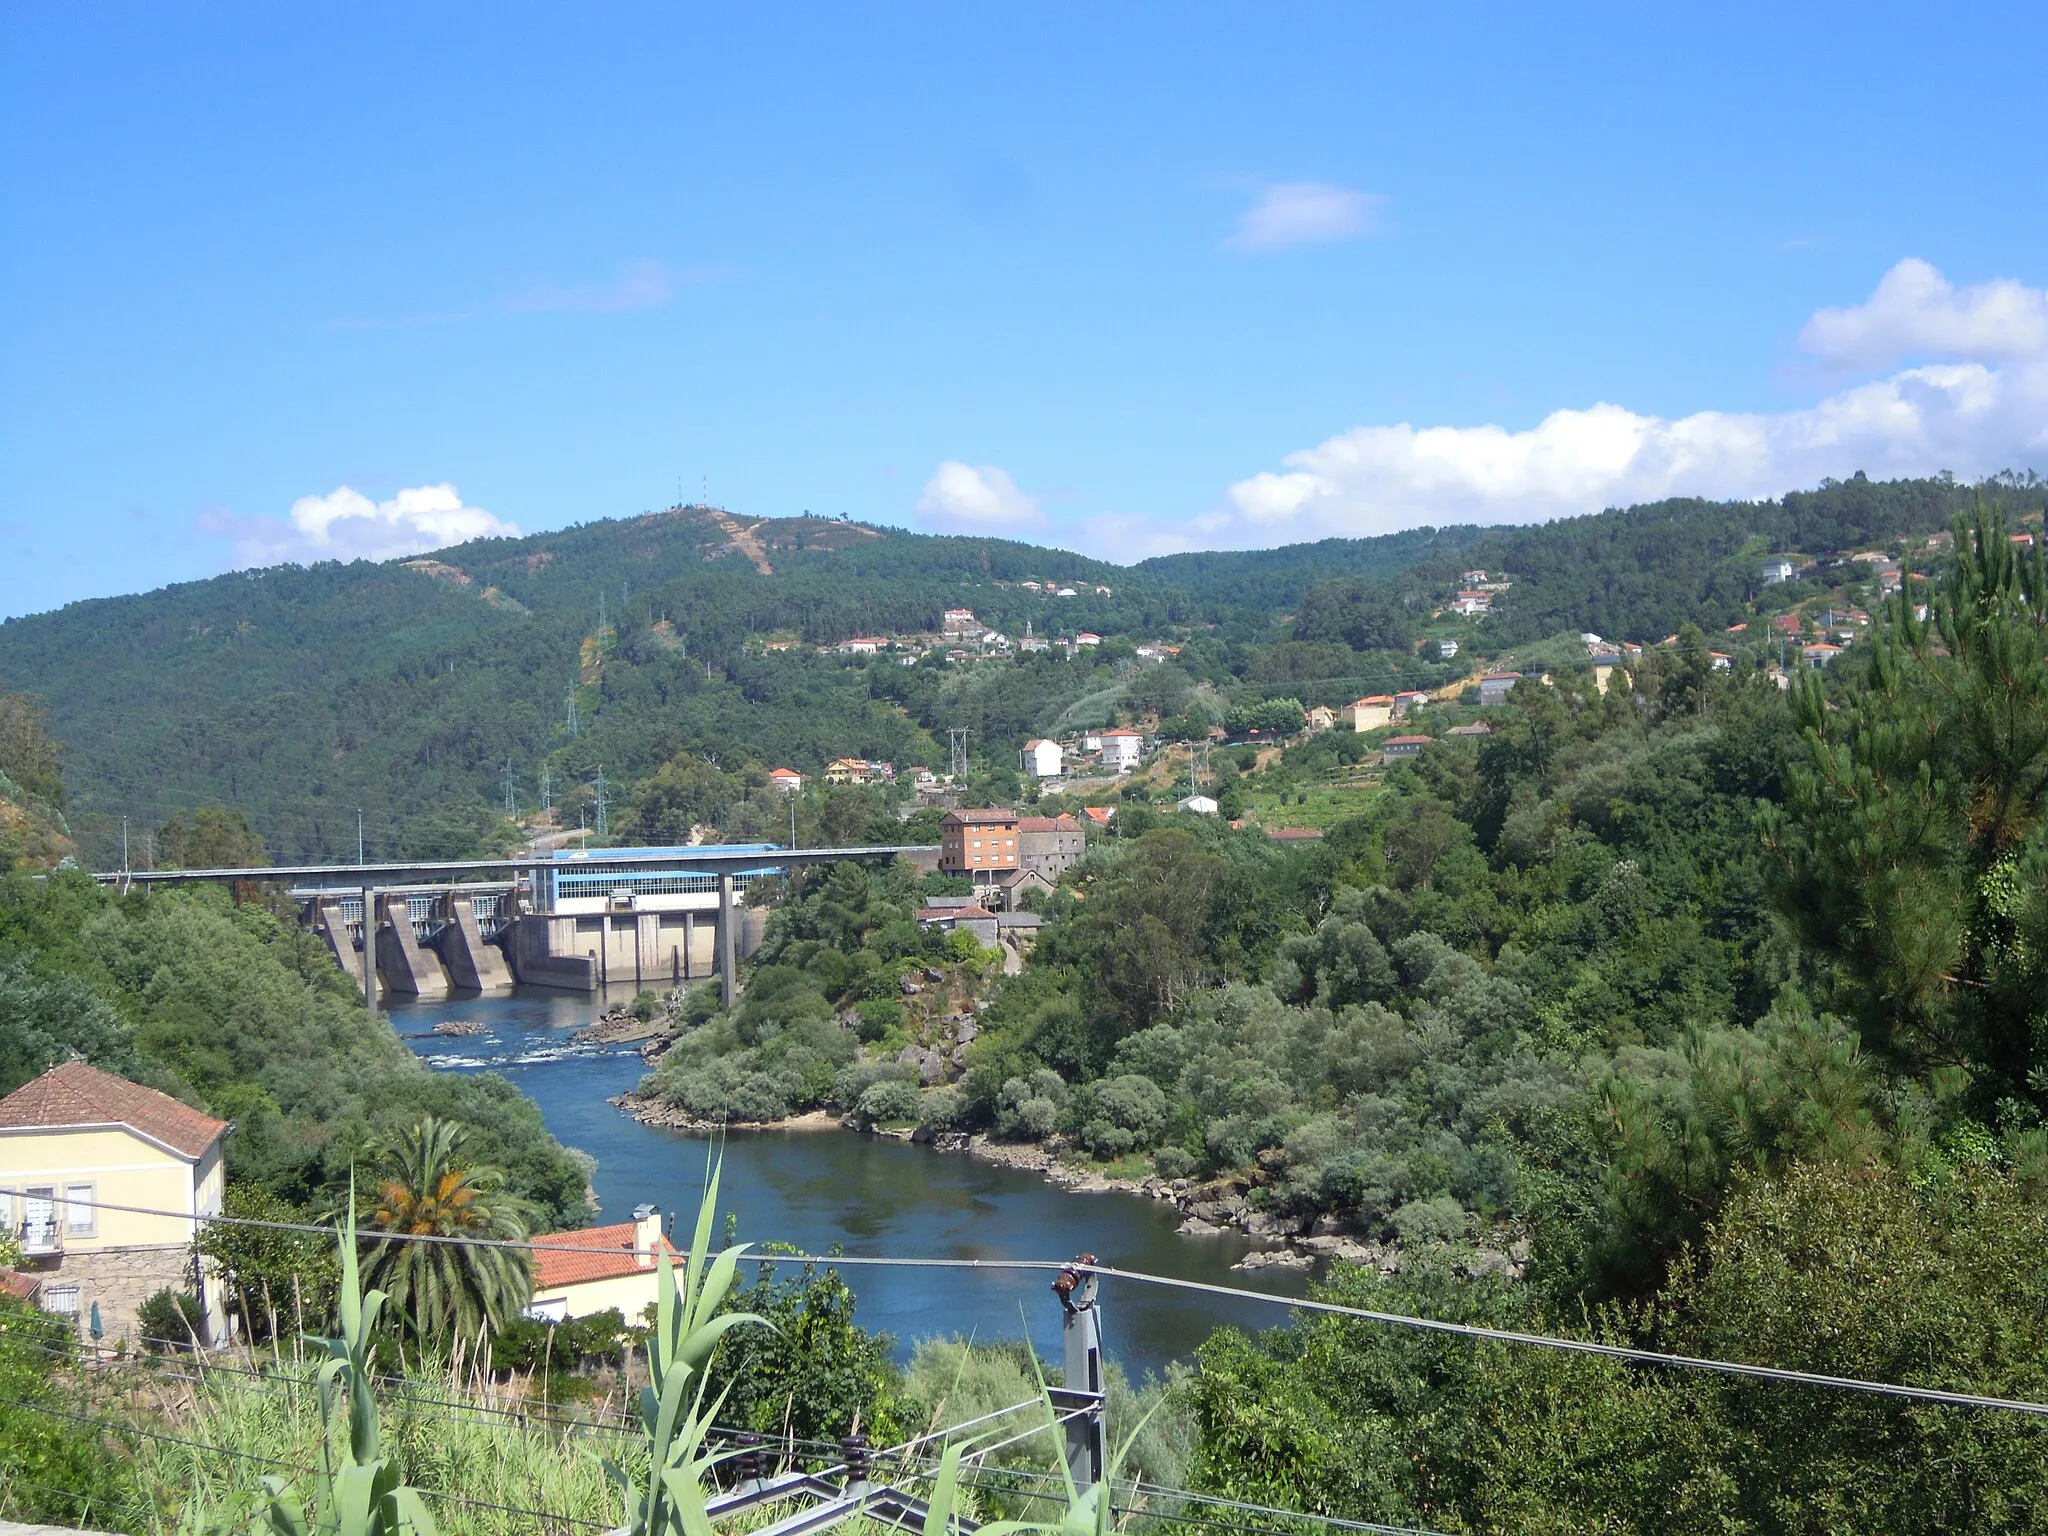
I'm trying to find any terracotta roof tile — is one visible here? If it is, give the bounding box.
[0,1060,227,1160]
[531,1221,677,1289]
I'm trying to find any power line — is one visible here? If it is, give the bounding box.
[11,1187,2048,1418]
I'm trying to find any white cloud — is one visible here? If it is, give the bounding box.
[204,483,520,567]
[506,259,720,314]
[1225,182,1383,253]
[1800,258,2048,370]
[914,461,1046,532]
[1202,260,2048,546]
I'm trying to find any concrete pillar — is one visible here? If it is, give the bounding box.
[718,872,737,1009]
[360,885,377,1017]
[376,892,450,999]
[683,912,694,979]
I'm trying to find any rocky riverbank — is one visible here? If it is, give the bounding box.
[611,1083,1527,1279]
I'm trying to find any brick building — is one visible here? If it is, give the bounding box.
[939,808,1020,883]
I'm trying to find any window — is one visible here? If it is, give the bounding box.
[64,1183,95,1238]
[44,1285,80,1324]
[21,1187,56,1253]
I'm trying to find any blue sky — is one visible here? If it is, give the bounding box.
[4,3,2047,618]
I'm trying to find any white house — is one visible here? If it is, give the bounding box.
[1450,591,1493,617]
[1100,729,1144,771]
[767,768,805,795]
[1075,632,1102,647]
[1761,559,1796,584]
[1177,795,1219,815]
[1437,639,1460,659]
[1021,739,1063,779]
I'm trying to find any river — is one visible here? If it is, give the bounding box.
[389,989,1311,1381]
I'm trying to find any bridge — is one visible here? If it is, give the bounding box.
[96,843,941,1012]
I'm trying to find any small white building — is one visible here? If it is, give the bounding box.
[1761,559,1796,585]
[1021,739,1063,779]
[1450,591,1493,617]
[767,768,805,795]
[943,608,979,636]
[1437,639,1460,659]
[1177,795,1219,815]
[1100,729,1144,771]
[1075,632,1102,648]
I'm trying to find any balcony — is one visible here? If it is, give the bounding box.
[20,1220,61,1257]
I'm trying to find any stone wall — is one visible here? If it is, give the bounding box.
[28,1244,199,1345]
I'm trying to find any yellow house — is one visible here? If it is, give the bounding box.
[526,1204,674,1322]
[0,1060,229,1344]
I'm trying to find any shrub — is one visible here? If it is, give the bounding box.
[1154,1145,1197,1179]
[138,1287,206,1350]
[855,1078,921,1127]
[854,998,903,1043]
[1389,1195,1467,1246]
[918,1085,968,1130]
[629,990,660,1022]
[1074,1074,1170,1159]
[996,1070,1068,1140]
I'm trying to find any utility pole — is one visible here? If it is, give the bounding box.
[789,795,798,851]
[357,809,365,866]
[565,686,580,738]
[501,758,518,817]
[1052,1256,1107,1493]
[540,767,554,815]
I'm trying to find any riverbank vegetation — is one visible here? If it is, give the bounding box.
[618,508,2048,1529]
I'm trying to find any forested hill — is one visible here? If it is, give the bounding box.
[0,476,2035,867]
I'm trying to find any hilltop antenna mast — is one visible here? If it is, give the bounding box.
[565,686,580,738]
[593,766,609,841]
[501,758,518,817]
[949,726,971,779]
[539,767,554,814]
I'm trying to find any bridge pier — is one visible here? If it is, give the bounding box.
[435,892,514,991]
[376,892,450,1000]
[360,885,378,1016]
[718,872,737,1009]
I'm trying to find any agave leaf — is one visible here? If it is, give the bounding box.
[689,1241,750,1329]
[388,1487,438,1536]
[677,1308,771,1373]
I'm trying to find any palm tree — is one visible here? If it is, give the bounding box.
[356,1116,535,1344]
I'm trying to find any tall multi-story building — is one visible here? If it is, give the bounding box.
[939,808,1021,883]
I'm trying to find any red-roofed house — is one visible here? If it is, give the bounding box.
[768,768,805,795]
[0,1060,230,1342]
[527,1206,677,1322]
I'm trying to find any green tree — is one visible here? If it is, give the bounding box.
[154,802,267,869]
[1771,506,2048,1099]
[0,688,64,807]
[356,1117,536,1344]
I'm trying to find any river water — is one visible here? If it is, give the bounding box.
[389,989,1311,1381]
